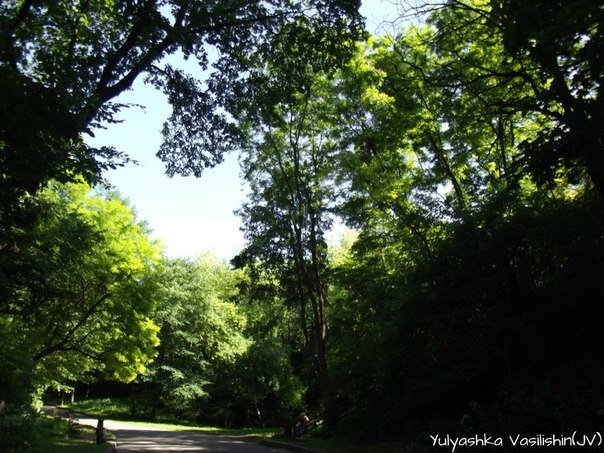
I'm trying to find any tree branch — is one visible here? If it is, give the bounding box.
[33,291,111,362]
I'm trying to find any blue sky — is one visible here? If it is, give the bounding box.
[87,0,401,261]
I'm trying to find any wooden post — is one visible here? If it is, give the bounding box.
[96,418,106,444]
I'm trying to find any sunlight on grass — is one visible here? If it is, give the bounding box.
[66,397,131,419]
[109,419,280,437]
[65,398,280,438]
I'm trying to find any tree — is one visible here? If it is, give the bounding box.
[132,255,306,427]
[0,181,161,397]
[139,255,250,421]
[490,0,603,192]
[405,0,603,194]
[337,23,550,222]
[224,262,308,428]
[232,54,347,418]
[318,1,604,441]
[210,335,306,427]
[179,7,365,422]
[0,0,363,234]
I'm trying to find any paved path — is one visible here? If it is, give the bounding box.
[41,406,289,452]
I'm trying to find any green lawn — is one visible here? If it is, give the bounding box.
[93,418,280,438]
[65,397,280,437]
[64,397,133,420]
[29,415,108,453]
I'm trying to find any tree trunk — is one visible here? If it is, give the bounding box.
[586,146,604,198]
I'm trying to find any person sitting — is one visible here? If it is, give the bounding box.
[293,412,311,438]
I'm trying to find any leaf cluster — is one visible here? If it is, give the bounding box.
[1,180,161,397]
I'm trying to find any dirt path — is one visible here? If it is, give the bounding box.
[41,406,290,452]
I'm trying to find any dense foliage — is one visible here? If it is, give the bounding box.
[132,256,304,427]
[0,181,161,450]
[224,0,604,444]
[0,0,362,219]
[1,0,603,450]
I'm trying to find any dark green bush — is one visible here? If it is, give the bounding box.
[0,411,35,452]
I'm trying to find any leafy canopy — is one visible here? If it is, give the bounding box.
[1,180,161,392]
[0,0,363,227]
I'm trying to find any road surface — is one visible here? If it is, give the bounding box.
[41,407,290,452]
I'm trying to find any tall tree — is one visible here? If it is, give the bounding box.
[234,69,339,415]
[0,0,363,236]
[225,16,366,416]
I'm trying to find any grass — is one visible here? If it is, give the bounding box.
[65,397,133,420]
[64,397,280,438]
[29,415,108,453]
[95,418,280,438]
